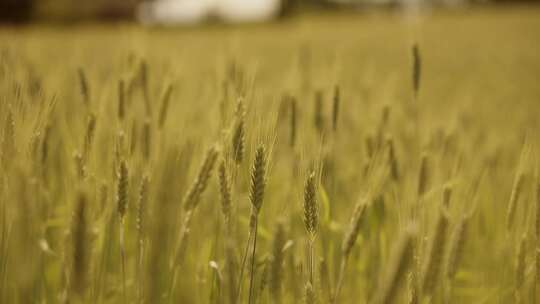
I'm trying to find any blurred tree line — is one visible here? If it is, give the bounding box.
[0,0,139,23]
[1,0,539,23]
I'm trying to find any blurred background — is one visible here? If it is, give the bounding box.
[1,0,539,25]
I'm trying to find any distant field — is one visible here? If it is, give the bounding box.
[1,6,540,304]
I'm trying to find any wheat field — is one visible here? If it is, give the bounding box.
[1,6,540,304]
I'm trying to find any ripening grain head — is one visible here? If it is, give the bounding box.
[249,145,267,213]
[303,172,318,240]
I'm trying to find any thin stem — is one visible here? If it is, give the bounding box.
[0,223,11,304]
[168,211,194,303]
[0,201,6,302]
[236,224,253,302]
[120,220,127,304]
[248,216,259,304]
[308,241,314,285]
[332,258,347,304]
[137,238,144,304]
[168,268,179,304]
[95,214,115,304]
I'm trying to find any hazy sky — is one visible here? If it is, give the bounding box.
[139,0,281,24]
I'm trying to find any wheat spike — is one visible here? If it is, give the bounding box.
[303,172,318,239]
[342,199,366,257]
[78,67,90,106]
[218,160,232,226]
[137,175,149,243]
[83,113,96,159]
[332,199,367,303]
[247,145,267,304]
[117,160,128,219]
[249,145,266,213]
[183,146,219,211]
[232,98,246,164]
[40,124,51,167]
[412,43,421,98]
[172,146,218,300]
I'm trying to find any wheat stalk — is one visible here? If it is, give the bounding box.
[506,172,525,231]
[332,198,367,303]
[515,234,526,303]
[421,209,449,298]
[446,214,469,280]
[247,145,267,304]
[218,158,239,302]
[442,184,453,208]
[170,146,218,299]
[536,181,540,294]
[372,224,417,304]
[270,221,286,304]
